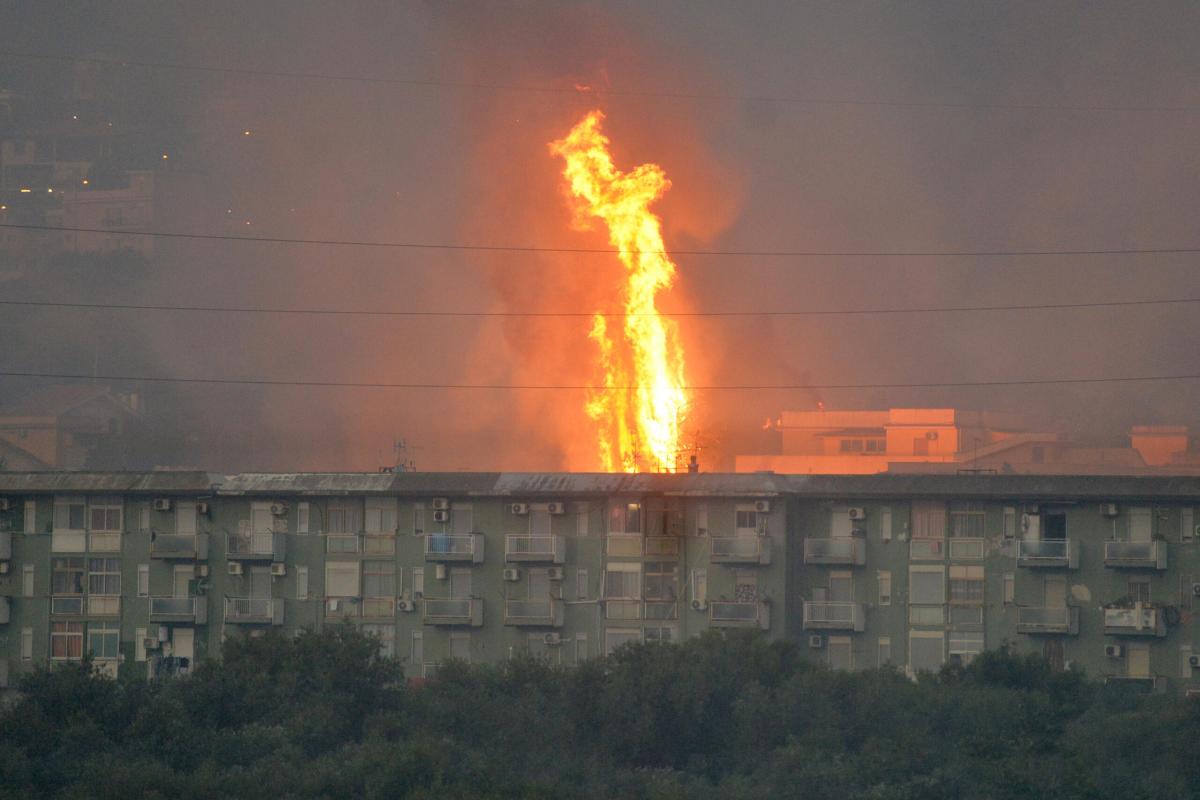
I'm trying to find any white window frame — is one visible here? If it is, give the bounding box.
[877,570,891,606]
[575,568,588,600]
[137,564,149,597]
[603,562,642,600]
[297,502,310,534]
[21,627,33,661]
[23,500,36,534]
[296,566,309,600]
[877,636,891,667]
[22,564,33,598]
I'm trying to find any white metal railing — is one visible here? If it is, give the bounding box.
[225,597,277,621]
[422,597,476,622]
[505,535,563,560]
[149,596,199,617]
[504,598,558,624]
[228,531,275,556]
[711,536,768,561]
[803,600,863,629]
[87,595,120,616]
[803,537,862,564]
[1104,541,1165,566]
[1017,539,1070,560]
[88,532,121,552]
[362,597,396,617]
[424,534,478,558]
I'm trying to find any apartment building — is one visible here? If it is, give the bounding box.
[0,471,1197,693]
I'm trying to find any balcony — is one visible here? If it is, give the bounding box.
[1016,539,1079,569]
[606,534,643,557]
[948,538,986,560]
[325,597,360,619]
[802,601,865,632]
[644,537,680,558]
[422,597,483,626]
[803,537,865,566]
[710,535,771,565]
[424,533,484,563]
[1104,541,1167,570]
[149,596,208,625]
[709,600,770,630]
[504,597,563,627]
[224,597,284,625]
[909,539,945,561]
[1016,606,1079,635]
[88,532,121,552]
[50,596,83,615]
[1103,604,1166,637]
[1104,675,1167,694]
[363,534,396,556]
[87,595,120,617]
[362,597,397,618]
[505,535,566,564]
[151,533,209,560]
[227,531,286,562]
[326,534,361,554]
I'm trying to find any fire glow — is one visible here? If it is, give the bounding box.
[550,110,689,473]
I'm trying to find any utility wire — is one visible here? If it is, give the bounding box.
[2,223,1198,258]
[1,370,1197,391]
[2,50,1197,114]
[1,297,1198,319]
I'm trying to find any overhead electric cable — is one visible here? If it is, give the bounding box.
[1,297,1198,319]
[2,223,1198,258]
[2,50,1196,114]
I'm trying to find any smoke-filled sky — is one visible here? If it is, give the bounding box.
[1,1,1197,471]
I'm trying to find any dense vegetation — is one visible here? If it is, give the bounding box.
[0,628,1197,799]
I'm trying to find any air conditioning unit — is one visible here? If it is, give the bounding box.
[1100,503,1119,518]
[0,499,10,512]
[691,599,708,611]
[270,563,286,577]
[543,633,563,646]
[398,599,415,612]
[808,634,825,649]
[153,498,173,512]
[547,502,566,515]
[848,507,866,520]
[547,567,565,581]
[143,637,160,651]
[1104,644,1124,659]
[269,503,288,517]
[1189,655,1200,669]
[197,565,209,578]
[227,562,243,576]
[431,498,450,511]
[1192,583,1200,597]
[197,501,211,516]
[754,500,771,514]
[503,567,521,582]
[434,564,447,581]
[432,509,450,523]
[510,503,530,515]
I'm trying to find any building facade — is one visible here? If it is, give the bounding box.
[0,471,1196,693]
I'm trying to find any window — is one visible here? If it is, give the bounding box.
[877,637,891,667]
[909,631,944,673]
[881,506,893,542]
[88,500,122,532]
[325,562,360,597]
[176,502,197,535]
[297,502,310,533]
[450,504,473,535]
[605,628,641,655]
[410,631,423,670]
[363,561,396,598]
[609,502,642,534]
[911,501,946,539]
[1003,506,1017,538]
[21,627,33,661]
[413,504,425,535]
[695,506,708,536]
[87,623,120,659]
[1043,512,1067,540]
[828,636,853,670]
[735,507,761,531]
[839,438,863,453]
[949,502,986,538]
[575,633,588,664]
[1129,507,1153,542]
[22,564,33,598]
[604,563,641,599]
[644,561,678,602]
[328,500,361,534]
[1128,579,1151,604]
[948,565,984,605]
[691,568,707,605]
[50,621,84,660]
[575,569,588,600]
[449,632,471,663]
[135,627,147,662]
[88,558,121,595]
[53,497,86,531]
[361,624,395,658]
[575,504,590,537]
[1003,572,1015,604]
[23,500,36,534]
[644,626,676,644]
[909,566,945,605]
[412,567,425,598]
[949,632,984,666]
[865,439,885,453]
[365,498,397,534]
[137,564,149,597]
[51,558,85,595]
[877,570,891,605]
[296,566,309,600]
[530,510,552,536]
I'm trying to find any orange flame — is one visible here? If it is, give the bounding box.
[550,110,689,472]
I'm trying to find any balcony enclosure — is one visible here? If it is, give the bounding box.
[149,596,207,624]
[1103,605,1166,637]
[505,535,565,563]
[422,597,483,626]
[227,531,286,561]
[1016,539,1079,569]
[1103,541,1167,570]
[504,597,563,627]
[803,537,865,566]
[224,597,284,625]
[802,600,866,632]
[1016,606,1079,635]
[151,533,209,560]
[709,600,770,629]
[710,536,771,565]
[424,533,484,563]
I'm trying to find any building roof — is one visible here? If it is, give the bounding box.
[0,384,136,418]
[0,470,219,494]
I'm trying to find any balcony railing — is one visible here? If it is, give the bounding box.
[710,600,770,630]
[224,597,284,625]
[909,539,945,561]
[1016,606,1079,635]
[948,538,986,560]
[1104,675,1167,693]
[151,533,209,559]
[644,600,678,621]
[604,598,642,620]
[422,597,483,626]
[50,595,83,615]
[362,597,397,618]
[606,534,643,557]
[227,531,286,561]
[504,597,563,627]
[149,596,208,624]
[1104,541,1167,570]
[1016,539,1079,569]
[644,537,680,557]
[325,597,360,618]
[326,534,361,554]
[363,534,396,556]
[710,535,771,565]
[88,532,122,552]
[505,535,565,563]
[803,537,865,566]
[87,595,120,617]
[802,601,865,632]
[1103,605,1166,637]
[424,533,484,563]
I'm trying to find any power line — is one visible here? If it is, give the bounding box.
[2,50,1197,114]
[3,223,1199,258]
[2,296,1198,319]
[1,370,1197,391]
